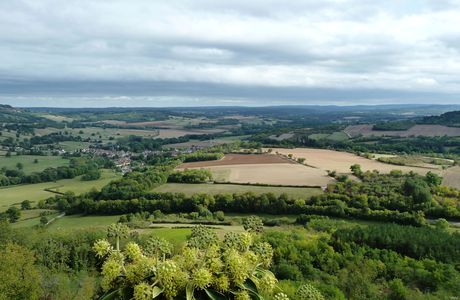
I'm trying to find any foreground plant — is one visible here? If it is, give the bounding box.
[93,224,287,299]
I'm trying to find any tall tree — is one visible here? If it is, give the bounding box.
[0,243,41,299]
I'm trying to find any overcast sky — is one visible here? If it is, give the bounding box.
[1,0,460,107]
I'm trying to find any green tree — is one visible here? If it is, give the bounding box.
[338,260,380,300]
[425,171,442,186]
[5,206,21,223]
[434,218,449,231]
[0,220,12,245]
[350,164,363,177]
[213,211,225,221]
[40,216,49,226]
[402,178,432,209]
[0,243,41,299]
[37,199,47,209]
[388,279,408,300]
[21,199,31,210]
[16,162,24,170]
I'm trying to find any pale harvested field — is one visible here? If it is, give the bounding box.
[442,167,460,189]
[345,124,460,137]
[195,164,330,186]
[179,153,292,168]
[268,148,443,176]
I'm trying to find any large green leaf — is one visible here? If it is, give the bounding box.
[240,279,263,300]
[203,289,227,300]
[99,289,122,300]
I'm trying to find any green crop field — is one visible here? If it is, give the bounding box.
[0,169,119,211]
[0,155,69,174]
[153,183,323,198]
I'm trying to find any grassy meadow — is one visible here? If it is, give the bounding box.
[0,169,119,211]
[0,155,69,174]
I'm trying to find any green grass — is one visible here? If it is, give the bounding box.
[0,169,120,211]
[40,169,120,194]
[46,215,192,244]
[309,132,349,142]
[59,141,92,151]
[17,209,56,220]
[12,212,61,228]
[327,131,349,141]
[11,217,45,228]
[47,214,122,232]
[0,155,69,174]
[142,228,192,245]
[209,169,231,182]
[36,127,159,143]
[153,183,323,198]
[308,133,330,140]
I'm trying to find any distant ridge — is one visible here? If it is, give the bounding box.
[421,110,460,127]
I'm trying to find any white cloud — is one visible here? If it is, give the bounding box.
[0,0,459,105]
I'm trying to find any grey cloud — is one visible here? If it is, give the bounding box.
[0,0,459,106]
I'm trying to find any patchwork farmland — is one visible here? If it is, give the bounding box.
[178,153,333,187]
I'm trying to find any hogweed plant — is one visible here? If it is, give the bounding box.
[93,224,289,299]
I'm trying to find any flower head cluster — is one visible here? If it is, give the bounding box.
[93,239,112,258]
[296,283,324,300]
[144,236,172,260]
[252,242,274,268]
[133,282,155,300]
[125,242,143,261]
[274,292,290,300]
[94,224,285,299]
[257,271,278,294]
